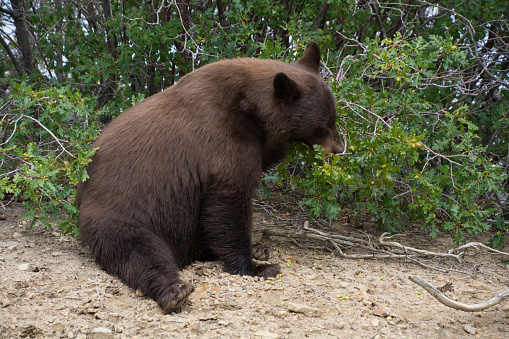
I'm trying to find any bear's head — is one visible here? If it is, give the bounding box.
[272,41,344,155]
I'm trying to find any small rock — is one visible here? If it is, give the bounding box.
[199,315,218,321]
[135,289,144,297]
[371,318,380,327]
[463,324,476,335]
[52,231,60,237]
[353,289,367,301]
[93,327,112,333]
[218,320,229,326]
[89,327,114,339]
[141,314,153,322]
[397,324,408,329]
[339,281,349,288]
[287,302,322,317]
[372,307,389,317]
[190,322,203,332]
[47,316,55,323]
[51,252,62,257]
[332,322,345,329]
[12,232,22,238]
[21,220,27,226]
[250,318,260,325]
[498,326,506,332]
[7,245,17,251]
[18,263,30,271]
[1,297,10,307]
[253,330,279,338]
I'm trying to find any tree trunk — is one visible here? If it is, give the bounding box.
[11,0,34,75]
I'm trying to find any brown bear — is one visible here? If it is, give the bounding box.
[77,41,344,313]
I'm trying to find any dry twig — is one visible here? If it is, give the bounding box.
[262,222,509,273]
[409,275,509,312]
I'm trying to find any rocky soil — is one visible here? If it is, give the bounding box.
[1,201,509,338]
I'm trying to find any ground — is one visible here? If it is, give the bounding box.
[1,197,509,339]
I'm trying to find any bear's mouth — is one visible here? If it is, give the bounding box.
[298,140,313,149]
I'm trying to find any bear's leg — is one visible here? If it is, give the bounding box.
[81,221,193,313]
[200,243,269,261]
[200,187,280,278]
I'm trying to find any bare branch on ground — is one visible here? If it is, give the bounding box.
[409,275,509,312]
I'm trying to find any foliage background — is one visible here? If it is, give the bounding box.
[0,0,508,243]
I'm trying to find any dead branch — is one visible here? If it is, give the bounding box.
[409,275,509,312]
[380,233,462,261]
[449,242,509,257]
[262,222,509,273]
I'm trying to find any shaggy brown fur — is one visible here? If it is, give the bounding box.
[77,41,344,313]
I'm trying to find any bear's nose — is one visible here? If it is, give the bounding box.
[331,141,345,155]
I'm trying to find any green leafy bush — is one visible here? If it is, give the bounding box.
[0,81,101,235]
[278,34,507,244]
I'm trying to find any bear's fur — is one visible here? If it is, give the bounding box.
[77,41,344,313]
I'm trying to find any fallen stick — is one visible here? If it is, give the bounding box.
[409,275,509,312]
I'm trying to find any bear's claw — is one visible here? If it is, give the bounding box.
[158,281,194,314]
[252,243,270,261]
[254,263,281,279]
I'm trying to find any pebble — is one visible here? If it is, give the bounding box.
[463,324,476,335]
[47,315,55,323]
[18,263,30,271]
[1,297,10,307]
[353,289,367,301]
[89,327,114,339]
[12,232,22,238]
[253,330,279,338]
[93,327,112,333]
[287,302,322,317]
[339,281,349,288]
[372,307,390,317]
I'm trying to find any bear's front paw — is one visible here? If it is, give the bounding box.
[252,243,270,261]
[254,263,281,279]
[157,281,194,314]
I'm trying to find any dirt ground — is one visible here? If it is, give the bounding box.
[1,199,509,339]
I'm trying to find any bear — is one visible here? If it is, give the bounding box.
[77,41,344,313]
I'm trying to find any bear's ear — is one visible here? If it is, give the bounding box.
[296,41,321,73]
[273,72,300,103]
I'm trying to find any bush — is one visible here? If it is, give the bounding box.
[275,34,507,244]
[0,81,101,235]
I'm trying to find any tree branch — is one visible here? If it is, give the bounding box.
[0,31,24,77]
[409,275,509,312]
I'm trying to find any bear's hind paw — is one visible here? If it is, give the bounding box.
[252,243,270,261]
[254,263,281,279]
[158,281,194,314]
